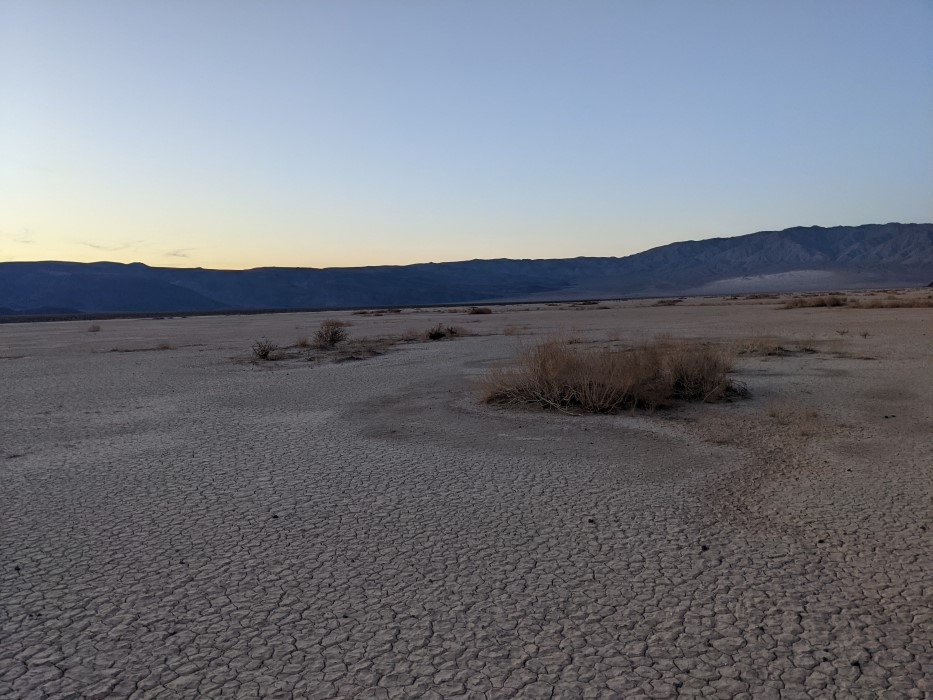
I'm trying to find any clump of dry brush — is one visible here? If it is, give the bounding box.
[252,338,279,360]
[315,319,349,348]
[484,336,745,414]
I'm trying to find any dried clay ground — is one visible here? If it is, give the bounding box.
[1,291,931,699]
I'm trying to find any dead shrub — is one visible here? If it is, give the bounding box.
[315,320,349,348]
[468,307,493,315]
[483,337,745,414]
[157,342,176,351]
[252,338,279,360]
[654,298,683,306]
[87,324,101,333]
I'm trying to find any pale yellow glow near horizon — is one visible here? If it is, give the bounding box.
[2,189,705,268]
[0,224,671,270]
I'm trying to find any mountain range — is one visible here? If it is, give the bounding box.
[1,223,931,315]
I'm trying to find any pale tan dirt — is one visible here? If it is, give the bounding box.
[1,294,931,699]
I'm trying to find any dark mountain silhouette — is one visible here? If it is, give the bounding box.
[1,223,930,314]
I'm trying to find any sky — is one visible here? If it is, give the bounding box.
[1,1,932,270]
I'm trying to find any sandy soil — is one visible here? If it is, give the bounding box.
[1,293,931,699]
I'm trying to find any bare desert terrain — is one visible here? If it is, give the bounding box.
[1,292,931,699]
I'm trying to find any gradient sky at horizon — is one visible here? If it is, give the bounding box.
[2,1,932,270]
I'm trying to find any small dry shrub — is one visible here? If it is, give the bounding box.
[295,336,311,348]
[654,298,683,306]
[252,338,279,360]
[503,325,523,336]
[484,337,744,413]
[87,324,101,333]
[426,323,447,340]
[157,342,176,351]
[468,307,493,315]
[315,320,349,348]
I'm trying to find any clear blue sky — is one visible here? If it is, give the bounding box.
[2,1,931,269]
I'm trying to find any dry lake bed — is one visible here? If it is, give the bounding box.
[1,293,931,699]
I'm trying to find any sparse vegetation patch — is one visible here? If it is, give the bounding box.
[782,294,933,309]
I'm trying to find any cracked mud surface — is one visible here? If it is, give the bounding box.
[1,300,931,698]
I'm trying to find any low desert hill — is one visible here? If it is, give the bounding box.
[1,223,930,314]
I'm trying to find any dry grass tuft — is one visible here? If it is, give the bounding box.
[484,337,745,414]
[157,342,176,351]
[315,320,349,348]
[87,324,101,333]
[654,298,684,306]
[295,336,311,348]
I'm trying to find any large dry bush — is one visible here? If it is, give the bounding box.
[484,337,744,413]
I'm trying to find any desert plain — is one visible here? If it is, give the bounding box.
[1,291,931,699]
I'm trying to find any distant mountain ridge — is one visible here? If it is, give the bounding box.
[1,223,931,314]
